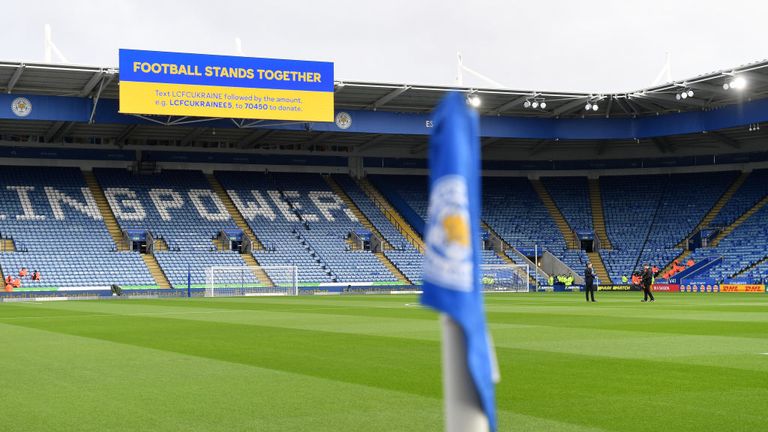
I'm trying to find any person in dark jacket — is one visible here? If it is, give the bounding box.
[641,264,655,302]
[584,263,596,302]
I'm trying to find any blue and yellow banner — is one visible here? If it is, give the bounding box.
[119,49,334,122]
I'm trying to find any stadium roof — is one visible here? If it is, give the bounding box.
[0,59,767,160]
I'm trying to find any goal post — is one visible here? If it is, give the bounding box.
[205,265,298,297]
[480,264,530,293]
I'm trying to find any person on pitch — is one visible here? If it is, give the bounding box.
[641,264,655,302]
[584,262,596,302]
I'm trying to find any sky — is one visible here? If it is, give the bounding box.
[4,0,768,93]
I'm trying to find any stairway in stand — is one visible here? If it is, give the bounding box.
[586,252,612,285]
[83,170,171,289]
[206,174,273,287]
[677,171,750,247]
[0,238,15,253]
[83,171,129,251]
[733,255,768,278]
[140,254,171,289]
[374,252,411,285]
[588,178,613,250]
[710,194,768,247]
[325,175,411,285]
[206,174,264,250]
[356,178,425,253]
[530,179,579,249]
[323,175,391,249]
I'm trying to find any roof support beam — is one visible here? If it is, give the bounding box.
[651,137,676,153]
[46,121,74,143]
[635,92,709,108]
[6,64,25,93]
[709,131,741,149]
[365,86,410,110]
[238,128,274,148]
[550,98,588,117]
[613,97,632,115]
[410,142,428,155]
[487,94,533,115]
[79,70,104,97]
[628,96,666,113]
[354,134,389,154]
[180,127,207,145]
[685,81,728,96]
[481,137,503,148]
[44,121,66,142]
[115,125,138,145]
[528,139,550,156]
[302,133,334,149]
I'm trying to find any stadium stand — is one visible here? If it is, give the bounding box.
[216,171,400,285]
[709,169,768,228]
[0,166,155,289]
[598,175,668,282]
[93,168,255,288]
[483,177,567,258]
[541,176,593,233]
[636,172,737,273]
[688,200,768,282]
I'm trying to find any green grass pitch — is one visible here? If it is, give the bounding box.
[1,292,767,431]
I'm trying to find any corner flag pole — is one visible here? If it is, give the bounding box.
[441,315,490,432]
[421,92,498,432]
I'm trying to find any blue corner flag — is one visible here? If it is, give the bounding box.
[421,92,497,431]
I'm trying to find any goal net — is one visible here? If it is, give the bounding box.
[480,264,530,293]
[205,265,298,297]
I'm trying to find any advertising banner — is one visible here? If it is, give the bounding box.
[597,284,641,291]
[720,284,765,293]
[652,283,680,292]
[680,282,720,293]
[119,49,334,121]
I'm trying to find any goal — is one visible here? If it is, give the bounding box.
[205,265,298,297]
[480,264,530,293]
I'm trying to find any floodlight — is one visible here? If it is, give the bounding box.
[540,101,547,109]
[592,104,599,111]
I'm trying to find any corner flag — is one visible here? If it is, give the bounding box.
[421,92,497,432]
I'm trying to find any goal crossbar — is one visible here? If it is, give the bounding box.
[205,265,298,297]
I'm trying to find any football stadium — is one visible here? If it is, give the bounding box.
[2,3,768,431]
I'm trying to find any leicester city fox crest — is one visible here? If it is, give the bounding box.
[424,175,473,292]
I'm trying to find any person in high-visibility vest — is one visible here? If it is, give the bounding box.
[622,275,629,284]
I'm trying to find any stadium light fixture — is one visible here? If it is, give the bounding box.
[732,76,747,90]
[724,76,747,91]
[687,89,694,97]
[585,103,592,111]
[592,103,599,111]
[523,97,547,110]
[466,94,482,108]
